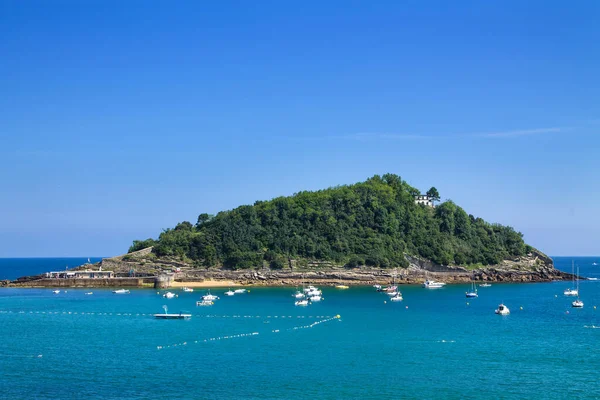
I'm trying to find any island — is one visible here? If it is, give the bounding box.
[4,174,571,288]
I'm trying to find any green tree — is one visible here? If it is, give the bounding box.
[426,187,440,202]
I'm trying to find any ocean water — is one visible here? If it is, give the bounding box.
[0,258,104,280]
[0,257,599,399]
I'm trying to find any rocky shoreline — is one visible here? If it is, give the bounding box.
[2,248,574,288]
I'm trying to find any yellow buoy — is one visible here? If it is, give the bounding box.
[520,306,523,310]
[336,315,341,319]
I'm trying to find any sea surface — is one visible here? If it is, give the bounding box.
[0,258,104,280]
[0,257,599,399]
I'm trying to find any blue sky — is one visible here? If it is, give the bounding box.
[1,0,599,257]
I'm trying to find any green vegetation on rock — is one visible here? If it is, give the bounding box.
[129,174,530,269]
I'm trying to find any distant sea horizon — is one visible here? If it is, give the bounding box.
[0,255,598,281]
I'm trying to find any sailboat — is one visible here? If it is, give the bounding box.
[465,282,478,298]
[564,261,578,296]
[572,267,584,308]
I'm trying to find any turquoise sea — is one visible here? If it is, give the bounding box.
[0,257,599,399]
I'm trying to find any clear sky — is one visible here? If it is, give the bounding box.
[1,1,599,257]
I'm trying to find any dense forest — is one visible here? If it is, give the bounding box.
[128,174,531,269]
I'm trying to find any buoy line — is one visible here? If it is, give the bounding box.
[157,332,260,350]
[0,310,334,319]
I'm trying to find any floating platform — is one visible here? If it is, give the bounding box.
[153,313,192,319]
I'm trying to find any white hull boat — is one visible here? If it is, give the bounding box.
[224,290,235,296]
[163,292,176,299]
[182,287,194,293]
[295,299,309,306]
[390,293,403,301]
[196,300,214,306]
[309,295,322,302]
[495,304,510,315]
[234,289,246,294]
[52,290,60,294]
[423,280,446,289]
[113,289,130,294]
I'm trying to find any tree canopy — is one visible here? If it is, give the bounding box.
[129,174,531,269]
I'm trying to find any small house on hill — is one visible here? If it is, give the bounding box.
[414,195,434,207]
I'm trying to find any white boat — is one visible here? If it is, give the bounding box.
[182,287,194,293]
[564,260,579,296]
[295,299,309,306]
[495,304,510,315]
[466,282,478,298]
[572,299,584,308]
[85,292,93,295]
[309,295,322,302]
[572,267,583,308]
[592,262,598,266]
[154,305,191,319]
[373,284,382,290]
[224,289,235,296]
[303,285,318,293]
[196,300,214,306]
[307,289,322,296]
[386,291,398,296]
[112,289,130,294]
[479,283,492,287]
[52,290,60,294]
[202,290,219,301]
[163,292,176,299]
[423,280,446,289]
[390,292,403,301]
[234,289,246,294]
[293,291,305,299]
[335,285,349,289]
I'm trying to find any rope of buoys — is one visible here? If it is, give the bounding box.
[157,331,260,350]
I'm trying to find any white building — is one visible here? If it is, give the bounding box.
[414,195,434,207]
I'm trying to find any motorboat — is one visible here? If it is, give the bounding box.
[113,289,130,294]
[479,283,492,287]
[423,280,446,289]
[390,292,403,301]
[309,295,322,302]
[304,285,318,293]
[386,290,398,296]
[224,289,235,296]
[234,289,246,294]
[163,292,176,299]
[182,287,194,293]
[465,282,478,298]
[196,300,214,306]
[85,292,93,295]
[295,299,309,306]
[495,304,510,315]
[293,291,305,299]
[382,285,397,293]
[202,290,219,301]
[307,289,322,296]
[52,290,60,294]
[373,284,382,291]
